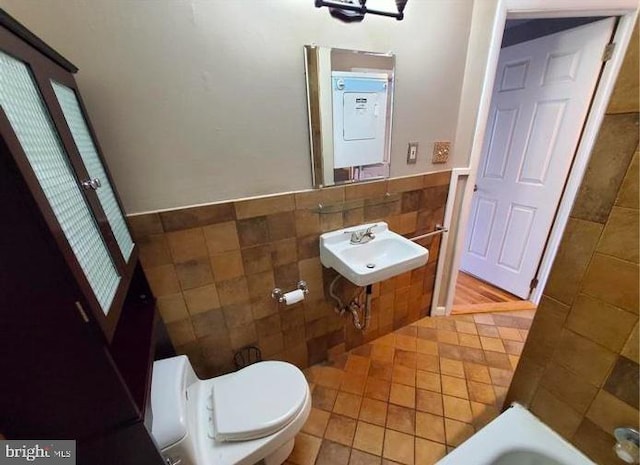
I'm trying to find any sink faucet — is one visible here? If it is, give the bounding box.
[346,225,377,244]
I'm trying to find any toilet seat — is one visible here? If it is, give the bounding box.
[211,361,308,442]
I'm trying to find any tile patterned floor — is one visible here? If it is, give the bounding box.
[286,309,536,465]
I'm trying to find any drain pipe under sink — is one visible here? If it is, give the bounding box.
[329,275,372,331]
[349,284,372,330]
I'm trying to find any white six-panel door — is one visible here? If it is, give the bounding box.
[461,18,615,299]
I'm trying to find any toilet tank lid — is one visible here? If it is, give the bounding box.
[151,356,190,449]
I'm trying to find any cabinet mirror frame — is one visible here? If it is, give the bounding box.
[304,45,395,188]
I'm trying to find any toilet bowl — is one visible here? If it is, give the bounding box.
[150,355,311,465]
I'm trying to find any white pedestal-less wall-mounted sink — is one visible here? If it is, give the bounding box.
[319,222,428,287]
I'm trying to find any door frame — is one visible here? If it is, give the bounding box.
[440,0,638,315]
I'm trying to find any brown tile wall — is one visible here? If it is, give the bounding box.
[506,26,639,465]
[129,172,451,376]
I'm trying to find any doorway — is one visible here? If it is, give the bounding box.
[452,17,616,315]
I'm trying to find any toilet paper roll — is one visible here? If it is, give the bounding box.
[283,289,305,305]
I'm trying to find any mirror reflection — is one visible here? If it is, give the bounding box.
[304,46,395,187]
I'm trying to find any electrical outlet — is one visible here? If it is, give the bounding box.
[432,141,450,164]
[407,142,418,164]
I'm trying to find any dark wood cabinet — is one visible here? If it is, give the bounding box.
[0,10,171,464]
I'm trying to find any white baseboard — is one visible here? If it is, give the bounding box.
[431,306,446,317]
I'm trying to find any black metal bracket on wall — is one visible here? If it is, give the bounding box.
[314,0,408,21]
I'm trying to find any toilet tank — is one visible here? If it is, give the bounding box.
[150,355,199,450]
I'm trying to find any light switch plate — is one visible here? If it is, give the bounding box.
[407,142,418,164]
[432,141,450,164]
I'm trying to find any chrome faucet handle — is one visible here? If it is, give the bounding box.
[344,229,363,241]
[344,224,378,244]
[365,224,378,234]
[362,225,377,242]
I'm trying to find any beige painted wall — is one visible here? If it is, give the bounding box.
[437,0,500,305]
[1,0,473,214]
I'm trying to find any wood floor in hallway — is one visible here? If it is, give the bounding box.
[452,272,536,315]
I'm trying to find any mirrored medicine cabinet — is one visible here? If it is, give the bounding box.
[304,45,395,188]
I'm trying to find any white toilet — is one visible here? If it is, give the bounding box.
[150,355,311,465]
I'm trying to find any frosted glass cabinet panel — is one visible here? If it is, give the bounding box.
[0,51,120,314]
[52,81,134,261]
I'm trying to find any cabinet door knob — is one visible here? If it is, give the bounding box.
[81,178,101,190]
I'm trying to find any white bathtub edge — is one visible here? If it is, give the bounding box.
[435,403,597,465]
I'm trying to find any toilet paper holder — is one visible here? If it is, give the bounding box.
[272,281,309,303]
